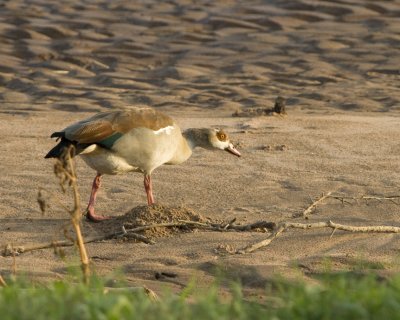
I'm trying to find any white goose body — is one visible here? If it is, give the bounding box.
[45,106,240,221]
[80,124,190,175]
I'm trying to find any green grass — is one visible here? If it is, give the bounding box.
[1,273,400,320]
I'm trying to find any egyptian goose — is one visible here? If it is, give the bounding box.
[45,107,241,222]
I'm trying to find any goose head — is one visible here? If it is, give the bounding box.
[183,128,241,157]
[207,128,241,157]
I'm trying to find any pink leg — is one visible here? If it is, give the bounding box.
[86,173,110,222]
[144,174,155,205]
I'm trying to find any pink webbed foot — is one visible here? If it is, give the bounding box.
[85,208,111,222]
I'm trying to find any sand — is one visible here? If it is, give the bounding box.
[1,0,400,295]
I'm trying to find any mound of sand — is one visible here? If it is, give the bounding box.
[95,204,208,239]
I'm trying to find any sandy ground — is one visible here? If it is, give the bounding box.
[1,0,400,295]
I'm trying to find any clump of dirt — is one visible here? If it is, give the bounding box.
[96,204,208,239]
[232,96,287,117]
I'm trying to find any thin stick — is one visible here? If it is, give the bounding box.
[237,225,286,254]
[238,220,400,254]
[329,194,400,205]
[123,233,156,244]
[1,227,168,257]
[0,275,7,287]
[299,220,400,233]
[2,234,129,257]
[225,221,276,231]
[333,195,400,201]
[300,191,333,219]
[177,220,276,231]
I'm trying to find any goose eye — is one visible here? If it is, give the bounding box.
[216,131,227,141]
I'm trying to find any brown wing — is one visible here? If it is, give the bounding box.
[63,107,174,144]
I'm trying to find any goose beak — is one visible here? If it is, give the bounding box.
[225,143,241,157]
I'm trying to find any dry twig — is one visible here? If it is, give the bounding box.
[329,194,400,206]
[237,225,286,254]
[237,220,400,254]
[297,191,334,219]
[176,219,276,231]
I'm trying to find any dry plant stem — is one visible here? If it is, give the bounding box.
[238,220,400,254]
[363,196,400,201]
[329,194,400,205]
[0,275,7,287]
[68,155,89,283]
[62,148,90,284]
[38,187,71,213]
[301,191,333,218]
[12,249,17,276]
[72,220,90,283]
